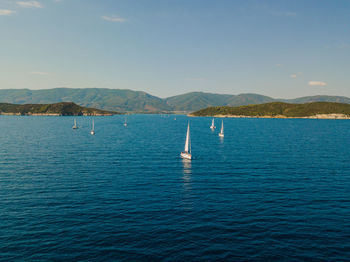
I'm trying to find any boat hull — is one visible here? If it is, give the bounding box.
[219,133,224,137]
[181,152,192,160]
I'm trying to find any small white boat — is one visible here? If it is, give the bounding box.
[72,118,78,129]
[210,118,216,130]
[219,120,224,137]
[90,119,95,135]
[181,123,192,160]
[124,118,127,127]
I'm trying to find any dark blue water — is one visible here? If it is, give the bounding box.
[1,115,350,261]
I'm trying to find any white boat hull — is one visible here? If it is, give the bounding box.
[181,152,192,160]
[210,126,216,130]
[219,133,224,137]
[90,131,95,135]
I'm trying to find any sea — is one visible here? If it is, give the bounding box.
[1,115,350,261]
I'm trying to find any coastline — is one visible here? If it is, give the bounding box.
[0,112,115,116]
[188,113,350,119]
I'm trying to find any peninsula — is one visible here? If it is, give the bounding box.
[190,102,350,119]
[0,102,118,116]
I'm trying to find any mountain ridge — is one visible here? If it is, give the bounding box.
[0,88,350,113]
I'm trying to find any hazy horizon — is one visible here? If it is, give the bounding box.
[1,0,349,98]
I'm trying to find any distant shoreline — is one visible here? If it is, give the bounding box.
[188,113,350,119]
[0,112,114,116]
[0,102,118,116]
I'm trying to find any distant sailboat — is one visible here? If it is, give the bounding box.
[124,117,127,127]
[90,119,95,135]
[72,118,78,129]
[219,120,224,137]
[210,118,216,130]
[181,123,192,160]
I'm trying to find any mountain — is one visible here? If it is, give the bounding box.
[191,102,350,118]
[284,95,350,104]
[0,88,350,113]
[0,102,117,116]
[166,92,277,111]
[167,92,350,112]
[165,92,234,111]
[0,88,171,113]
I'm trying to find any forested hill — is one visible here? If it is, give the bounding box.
[191,102,350,118]
[0,88,170,113]
[0,102,117,116]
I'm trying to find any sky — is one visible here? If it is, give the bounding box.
[0,0,349,98]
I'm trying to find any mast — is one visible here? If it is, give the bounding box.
[221,120,224,134]
[92,119,94,131]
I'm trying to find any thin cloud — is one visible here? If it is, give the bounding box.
[101,15,126,23]
[275,64,283,67]
[17,1,42,8]
[30,71,49,76]
[308,81,327,86]
[290,74,297,78]
[0,9,15,15]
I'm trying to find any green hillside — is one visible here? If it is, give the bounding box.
[165,92,233,111]
[0,88,171,113]
[285,95,350,104]
[1,88,350,113]
[191,102,350,117]
[165,92,275,111]
[0,102,117,116]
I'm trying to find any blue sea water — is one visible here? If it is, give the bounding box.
[1,115,350,261]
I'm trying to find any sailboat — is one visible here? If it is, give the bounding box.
[219,120,224,137]
[90,119,95,135]
[124,117,127,127]
[181,123,192,160]
[210,118,216,130]
[72,118,78,129]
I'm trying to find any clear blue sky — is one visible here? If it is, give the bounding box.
[0,0,349,98]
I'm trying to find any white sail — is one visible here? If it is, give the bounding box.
[181,123,192,160]
[219,120,224,137]
[184,123,191,153]
[90,119,95,135]
[210,118,215,129]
